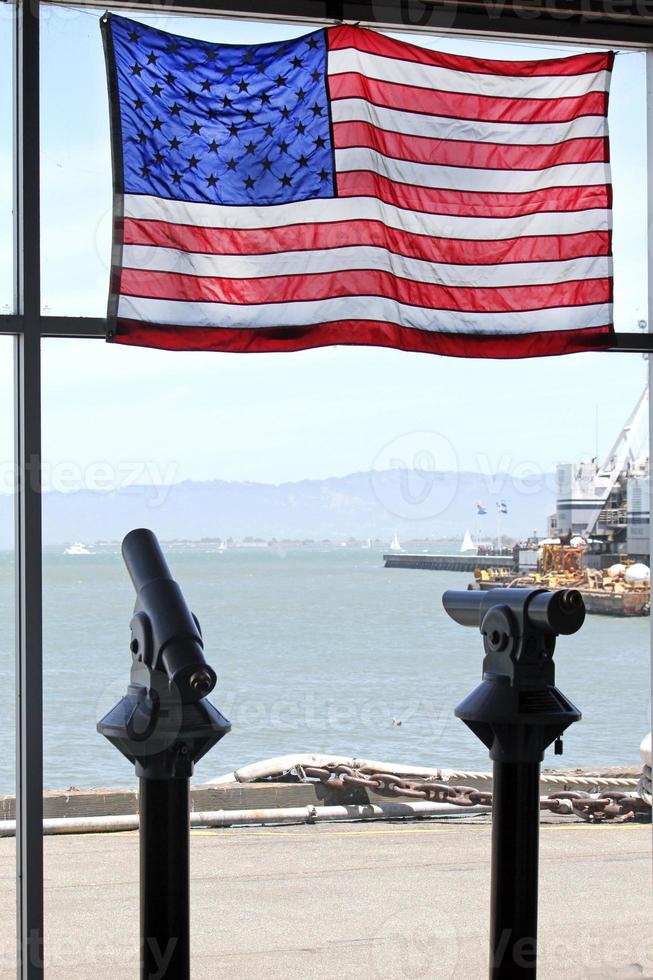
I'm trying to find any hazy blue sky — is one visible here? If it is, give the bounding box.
[0,8,649,490]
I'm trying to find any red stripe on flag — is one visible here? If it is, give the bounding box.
[333,123,608,170]
[113,317,613,358]
[119,267,611,313]
[328,73,608,124]
[336,172,610,218]
[123,218,611,267]
[327,26,614,79]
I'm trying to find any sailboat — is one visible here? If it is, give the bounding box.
[389,533,403,552]
[460,529,477,554]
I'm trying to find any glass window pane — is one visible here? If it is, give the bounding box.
[39,15,650,779]
[39,15,649,977]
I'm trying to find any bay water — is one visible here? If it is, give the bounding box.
[0,545,650,795]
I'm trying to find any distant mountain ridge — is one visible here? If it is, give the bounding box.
[0,468,555,547]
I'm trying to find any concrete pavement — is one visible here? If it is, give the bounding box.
[0,816,651,979]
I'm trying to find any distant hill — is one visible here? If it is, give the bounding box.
[0,468,555,547]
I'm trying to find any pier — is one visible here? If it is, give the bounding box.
[0,816,649,978]
[383,553,516,572]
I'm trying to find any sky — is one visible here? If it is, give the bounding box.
[0,6,650,492]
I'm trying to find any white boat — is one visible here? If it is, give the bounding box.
[460,529,477,554]
[362,538,372,550]
[389,534,403,552]
[63,542,93,556]
[218,541,227,553]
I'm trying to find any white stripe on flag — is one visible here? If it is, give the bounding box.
[327,49,610,100]
[123,194,611,240]
[122,244,612,290]
[330,99,608,145]
[334,148,608,193]
[118,294,611,334]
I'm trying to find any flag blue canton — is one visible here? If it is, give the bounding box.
[107,15,335,207]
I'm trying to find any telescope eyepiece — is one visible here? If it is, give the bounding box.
[560,589,583,611]
[189,668,214,698]
[527,589,585,635]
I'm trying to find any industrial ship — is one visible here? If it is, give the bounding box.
[471,543,650,616]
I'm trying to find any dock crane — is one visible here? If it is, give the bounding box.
[582,386,649,537]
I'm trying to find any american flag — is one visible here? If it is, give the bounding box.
[103,15,614,357]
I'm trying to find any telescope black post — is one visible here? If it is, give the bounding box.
[98,528,230,980]
[490,761,540,977]
[140,778,190,979]
[443,587,585,980]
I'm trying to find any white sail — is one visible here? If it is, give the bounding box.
[390,534,403,552]
[460,529,477,554]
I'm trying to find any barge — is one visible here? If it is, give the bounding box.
[470,544,650,617]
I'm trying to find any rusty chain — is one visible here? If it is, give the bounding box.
[301,764,651,822]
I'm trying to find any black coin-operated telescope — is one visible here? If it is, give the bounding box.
[443,587,585,980]
[98,529,230,980]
